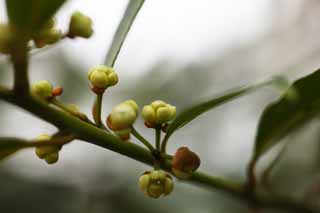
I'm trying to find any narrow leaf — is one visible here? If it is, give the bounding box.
[6,0,67,33]
[254,69,320,159]
[104,0,145,67]
[165,79,275,139]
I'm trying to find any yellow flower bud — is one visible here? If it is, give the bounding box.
[88,65,118,89]
[68,11,93,38]
[107,72,118,86]
[31,80,53,99]
[88,70,109,89]
[142,100,176,126]
[0,23,13,54]
[34,134,59,159]
[44,152,59,164]
[34,134,60,164]
[139,173,151,192]
[114,128,131,140]
[142,105,156,124]
[34,29,62,48]
[151,100,167,110]
[163,176,174,195]
[139,170,174,199]
[123,100,139,114]
[66,104,80,113]
[172,147,201,179]
[156,105,176,124]
[107,100,138,130]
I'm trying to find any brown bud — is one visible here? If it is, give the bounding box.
[52,86,63,97]
[172,147,200,179]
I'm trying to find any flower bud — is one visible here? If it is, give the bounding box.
[31,80,53,99]
[33,18,62,48]
[44,152,59,164]
[172,147,200,179]
[142,105,156,124]
[113,128,131,140]
[68,11,93,38]
[33,29,62,48]
[139,170,174,198]
[0,23,13,54]
[34,134,59,163]
[107,100,139,131]
[156,105,176,124]
[88,65,118,90]
[123,100,139,114]
[142,100,176,127]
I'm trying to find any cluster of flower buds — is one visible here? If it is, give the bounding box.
[0,23,13,54]
[32,18,62,48]
[142,100,176,128]
[31,80,63,100]
[34,134,61,164]
[88,65,118,94]
[139,170,174,198]
[172,147,201,179]
[68,11,93,39]
[107,100,139,140]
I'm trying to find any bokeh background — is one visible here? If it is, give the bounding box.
[1,0,320,212]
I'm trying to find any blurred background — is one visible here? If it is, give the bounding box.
[1,0,320,212]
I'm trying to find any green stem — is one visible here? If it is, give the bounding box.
[93,93,103,127]
[104,0,145,67]
[11,40,29,95]
[0,134,76,149]
[161,134,169,153]
[156,128,161,151]
[0,88,317,212]
[131,126,155,152]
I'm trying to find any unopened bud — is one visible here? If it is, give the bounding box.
[88,65,118,91]
[31,80,53,99]
[107,100,138,130]
[114,128,131,140]
[44,152,59,164]
[172,147,200,179]
[139,170,174,198]
[34,134,59,164]
[33,29,62,48]
[142,100,176,127]
[68,11,93,38]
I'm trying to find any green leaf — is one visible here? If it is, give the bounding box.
[6,0,67,34]
[0,140,28,161]
[165,79,275,139]
[104,0,145,66]
[254,69,320,159]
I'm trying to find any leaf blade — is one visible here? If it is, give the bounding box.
[104,0,145,67]
[6,0,67,33]
[254,69,320,159]
[165,79,275,139]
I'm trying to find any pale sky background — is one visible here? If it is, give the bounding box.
[0,0,276,184]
